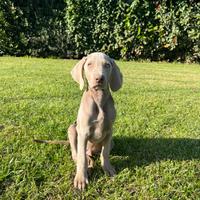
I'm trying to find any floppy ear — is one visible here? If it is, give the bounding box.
[110,59,123,92]
[71,57,87,90]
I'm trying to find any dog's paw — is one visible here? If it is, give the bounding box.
[74,173,88,190]
[102,163,116,177]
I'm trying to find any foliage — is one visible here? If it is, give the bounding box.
[0,0,199,62]
[155,1,200,62]
[0,0,27,55]
[66,0,200,62]
[0,0,68,57]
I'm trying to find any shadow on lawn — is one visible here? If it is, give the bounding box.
[112,137,200,171]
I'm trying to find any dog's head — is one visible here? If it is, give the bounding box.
[71,52,123,91]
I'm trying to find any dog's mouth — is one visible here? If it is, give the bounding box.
[93,84,104,91]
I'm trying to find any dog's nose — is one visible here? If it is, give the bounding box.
[96,75,104,83]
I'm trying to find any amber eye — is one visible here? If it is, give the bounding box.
[87,62,92,67]
[104,63,110,68]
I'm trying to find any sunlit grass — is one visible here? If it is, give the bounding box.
[0,57,200,199]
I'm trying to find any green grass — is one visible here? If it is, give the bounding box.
[0,57,200,199]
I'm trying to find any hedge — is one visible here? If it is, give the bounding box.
[0,0,199,62]
[0,0,68,57]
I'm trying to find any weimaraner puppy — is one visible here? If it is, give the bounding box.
[68,52,123,190]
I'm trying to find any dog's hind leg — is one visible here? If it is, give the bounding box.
[68,122,78,163]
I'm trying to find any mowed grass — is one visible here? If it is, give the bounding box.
[0,57,200,199]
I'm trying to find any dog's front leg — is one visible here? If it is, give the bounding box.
[100,134,116,176]
[74,130,88,190]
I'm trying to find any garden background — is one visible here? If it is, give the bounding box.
[0,0,199,62]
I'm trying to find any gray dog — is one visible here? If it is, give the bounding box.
[68,52,123,190]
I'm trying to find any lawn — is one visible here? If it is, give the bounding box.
[0,57,200,199]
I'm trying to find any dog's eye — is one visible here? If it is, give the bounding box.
[88,62,92,67]
[104,63,110,68]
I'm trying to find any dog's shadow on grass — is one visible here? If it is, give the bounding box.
[112,136,200,171]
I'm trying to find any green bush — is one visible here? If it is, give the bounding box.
[66,0,199,62]
[66,0,157,59]
[0,0,199,62]
[0,0,27,55]
[155,1,200,62]
[0,0,68,57]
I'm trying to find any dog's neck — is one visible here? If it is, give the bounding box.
[89,88,110,108]
[88,88,110,121]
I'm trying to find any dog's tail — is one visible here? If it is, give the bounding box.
[33,139,69,145]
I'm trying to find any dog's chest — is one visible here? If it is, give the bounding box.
[89,110,112,142]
